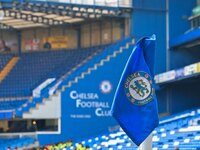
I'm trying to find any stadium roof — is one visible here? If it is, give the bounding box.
[0,0,132,29]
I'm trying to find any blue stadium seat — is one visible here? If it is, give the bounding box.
[0,137,35,150]
[0,47,101,97]
[14,37,133,117]
[0,54,13,71]
[0,99,28,110]
[67,108,200,150]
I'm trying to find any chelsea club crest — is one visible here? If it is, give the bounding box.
[124,71,154,105]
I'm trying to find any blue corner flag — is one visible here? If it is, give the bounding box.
[111,35,159,146]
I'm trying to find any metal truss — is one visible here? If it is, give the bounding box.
[22,2,131,18]
[3,0,132,18]
[0,0,132,29]
[0,22,12,30]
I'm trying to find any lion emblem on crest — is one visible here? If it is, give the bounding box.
[130,79,150,97]
[124,71,154,105]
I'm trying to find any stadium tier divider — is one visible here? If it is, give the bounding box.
[15,37,134,118]
[0,54,13,72]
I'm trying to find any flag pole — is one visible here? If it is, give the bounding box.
[139,132,153,150]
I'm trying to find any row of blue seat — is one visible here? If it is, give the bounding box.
[0,99,28,110]
[0,137,35,150]
[66,108,200,150]
[0,47,101,97]
[0,54,13,71]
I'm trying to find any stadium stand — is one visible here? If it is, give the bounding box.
[7,108,196,150]
[61,108,200,150]
[0,47,104,118]
[4,108,196,149]
[15,37,134,117]
[0,99,28,111]
[0,98,29,119]
[0,47,102,97]
[0,36,134,119]
[0,46,103,118]
[0,136,36,150]
[0,54,13,72]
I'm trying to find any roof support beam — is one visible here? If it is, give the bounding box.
[13,1,126,18]
[4,9,64,26]
[0,23,12,30]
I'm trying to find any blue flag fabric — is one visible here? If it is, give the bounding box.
[111,35,159,146]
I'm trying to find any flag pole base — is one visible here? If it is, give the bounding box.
[139,132,153,150]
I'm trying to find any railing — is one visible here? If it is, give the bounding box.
[0,132,39,149]
[188,14,200,30]
[34,0,132,8]
[0,132,37,137]
[154,61,200,84]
